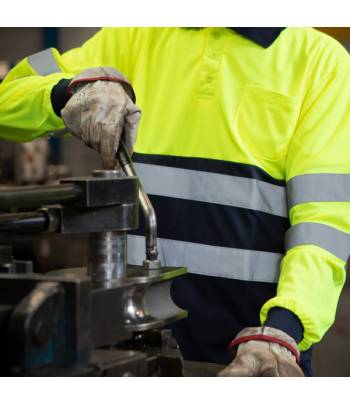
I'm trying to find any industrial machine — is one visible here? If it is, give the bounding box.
[0,143,188,376]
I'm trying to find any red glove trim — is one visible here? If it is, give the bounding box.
[229,334,301,365]
[67,76,136,102]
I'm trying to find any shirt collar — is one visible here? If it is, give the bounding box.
[231,28,285,48]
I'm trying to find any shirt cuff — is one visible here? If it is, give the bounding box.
[264,306,304,343]
[50,78,71,117]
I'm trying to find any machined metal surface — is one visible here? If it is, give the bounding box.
[90,283,133,346]
[92,169,123,179]
[0,202,138,235]
[116,329,185,376]
[60,174,138,207]
[88,231,127,286]
[0,203,138,235]
[0,211,49,233]
[59,203,138,234]
[0,245,33,274]
[10,260,33,274]
[51,265,187,284]
[0,183,80,210]
[89,349,148,377]
[87,170,129,285]
[0,173,138,211]
[0,245,14,273]
[0,160,189,376]
[50,265,187,345]
[0,262,187,375]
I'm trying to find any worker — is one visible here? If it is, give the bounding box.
[1,27,350,377]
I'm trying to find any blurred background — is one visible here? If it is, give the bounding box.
[0,27,349,376]
[0,29,103,304]
[0,28,101,179]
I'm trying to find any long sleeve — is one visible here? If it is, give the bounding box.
[261,41,350,351]
[0,28,133,142]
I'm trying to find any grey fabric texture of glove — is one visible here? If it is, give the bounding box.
[218,326,304,377]
[61,67,141,169]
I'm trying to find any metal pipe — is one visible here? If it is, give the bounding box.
[0,211,49,232]
[0,184,81,210]
[117,142,160,269]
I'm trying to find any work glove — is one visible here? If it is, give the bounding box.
[218,326,304,377]
[61,67,141,169]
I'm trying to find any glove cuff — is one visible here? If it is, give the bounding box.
[51,78,72,117]
[229,326,300,365]
[67,67,136,103]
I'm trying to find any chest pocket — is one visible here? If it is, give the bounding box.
[234,84,299,162]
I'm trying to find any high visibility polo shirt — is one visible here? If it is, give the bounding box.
[1,28,350,357]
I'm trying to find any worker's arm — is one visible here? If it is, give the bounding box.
[220,36,350,377]
[260,39,350,352]
[0,28,136,143]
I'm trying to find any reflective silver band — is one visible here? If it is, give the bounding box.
[285,222,350,262]
[127,235,282,283]
[287,173,350,208]
[28,49,61,75]
[134,163,287,218]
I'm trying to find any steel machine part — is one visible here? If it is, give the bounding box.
[87,169,128,286]
[117,141,160,270]
[88,231,127,285]
[0,145,187,376]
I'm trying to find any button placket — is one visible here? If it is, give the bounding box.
[198,30,223,97]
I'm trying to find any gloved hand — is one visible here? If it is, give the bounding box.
[218,326,304,377]
[61,67,141,169]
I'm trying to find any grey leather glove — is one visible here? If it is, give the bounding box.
[218,326,304,377]
[61,67,141,169]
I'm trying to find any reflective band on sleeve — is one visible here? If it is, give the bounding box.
[127,234,282,283]
[134,163,287,218]
[28,49,61,75]
[285,222,350,262]
[287,173,350,208]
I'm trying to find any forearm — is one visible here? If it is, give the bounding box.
[261,244,346,351]
[0,69,71,142]
[0,28,133,142]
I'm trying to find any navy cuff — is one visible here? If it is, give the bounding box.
[264,307,304,343]
[50,78,71,117]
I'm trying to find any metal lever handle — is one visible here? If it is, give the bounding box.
[116,142,160,269]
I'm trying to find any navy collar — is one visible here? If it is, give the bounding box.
[231,28,285,48]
